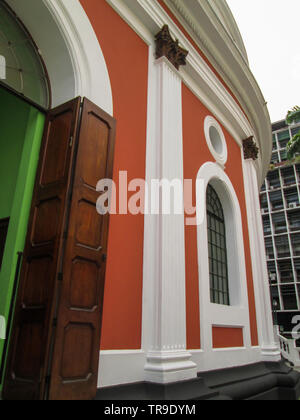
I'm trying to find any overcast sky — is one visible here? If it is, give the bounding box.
[227,0,300,123]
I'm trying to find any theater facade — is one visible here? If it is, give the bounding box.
[0,0,299,400]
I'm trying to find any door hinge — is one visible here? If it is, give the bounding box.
[102,254,107,263]
[69,136,73,148]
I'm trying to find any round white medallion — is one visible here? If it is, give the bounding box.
[204,116,228,166]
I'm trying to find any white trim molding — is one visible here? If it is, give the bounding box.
[143,56,197,384]
[6,0,113,114]
[98,350,146,388]
[196,162,254,371]
[242,157,281,363]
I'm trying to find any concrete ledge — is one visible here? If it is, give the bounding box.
[96,361,300,401]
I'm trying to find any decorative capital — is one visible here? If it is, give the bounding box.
[155,25,189,70]
[243,136,259,161]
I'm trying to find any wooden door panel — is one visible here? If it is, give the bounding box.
[40,110,74,186]
[69,259,100,311]
[48,99,116,401]
[81,111,110,187]
[75,199,104,250]
[22,256,53,307]
[60,322,95,380]
[3,98,81,401]
[12,322,44,379]
[31,198,61,245]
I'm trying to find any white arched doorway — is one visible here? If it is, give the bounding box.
[6,0,113,114]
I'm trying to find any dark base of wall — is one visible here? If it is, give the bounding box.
[96,361,300,401]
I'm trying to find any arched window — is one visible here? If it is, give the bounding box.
[0,1,50,108]
[206,184,230,305]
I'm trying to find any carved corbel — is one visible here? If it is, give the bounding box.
[155,25,189,70]
[243,136,259,160]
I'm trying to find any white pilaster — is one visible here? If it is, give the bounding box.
[143,56,197,384]
[242,158,281,362]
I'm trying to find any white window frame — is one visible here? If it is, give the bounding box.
[204,116,228,167]
[196,162,252,354]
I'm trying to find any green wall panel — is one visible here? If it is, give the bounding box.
[0,89,30,219]
[0,87,45,389]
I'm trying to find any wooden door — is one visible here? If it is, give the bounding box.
[3,98,116,400]
[47,99,116,400]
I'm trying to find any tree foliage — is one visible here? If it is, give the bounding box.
[286,106,300,159]
[286,106,300,125]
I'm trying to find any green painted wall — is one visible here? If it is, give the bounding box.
[0,89,30,219]
[0,87,45,390]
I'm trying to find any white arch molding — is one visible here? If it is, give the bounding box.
[195,162,254,371]
[6,0,113,115]
[204,116,228,167]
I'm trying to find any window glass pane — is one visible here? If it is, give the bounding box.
[263,215,271,236]
[277,130,290,149]
[284,187,299,208]
[277,130,290,142]
[275,235,290,259]
[271,152,279,164]
[288,210,300,232]
[280,149,288,162]
[272,212,287,234]
[281,167,296,186]
[207,185,230,306]
[268,262,277,283]
[291,127,300,137]
[267,171,281,189]
[278,259,293,283]
[260,193,268,212]
[265,236,274,260]
[281,285,298,310]
[269,191,284,211]
[0,2,49,108]
[295,261,300,282]
[271,286,281,309]
[291,234,300,256]
[272,134,277,151]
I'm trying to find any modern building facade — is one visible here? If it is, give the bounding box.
[0,0,299,400]
[261,120,300,334]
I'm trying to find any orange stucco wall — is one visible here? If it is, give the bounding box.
[182,84,259,349]
[80,0,149,350]
[212,327,244,349]
[79,0,258,352]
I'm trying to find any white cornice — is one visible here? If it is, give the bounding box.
[206,0,249,64]
[164,0,271,183]
[106,0,271,184]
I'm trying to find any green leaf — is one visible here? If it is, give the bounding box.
[287,132,300,159]
[286,106,300,125]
